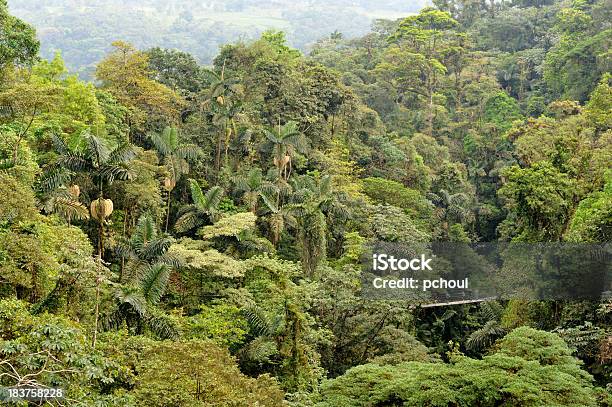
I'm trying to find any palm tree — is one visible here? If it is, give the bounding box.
[210,98,242,169]
[428,189,472,234]
[41,132,135,197]
[201,65,242,171]
[232,167,279,213]
[104,213,181,340]
[466,301,506,352]
[102,265,179,340]
[116,213,177,282]
[40,185,89,225]
[266,206,296,247]
[286,175,348,276]
[202,64,240,103]
[263,121,308,180]
[39,132,136,347]
[174,179,224,233]
[40,132,135,256]
[149,126,201,231]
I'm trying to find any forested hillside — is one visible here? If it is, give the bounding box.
[0,0,611,405]
[7,0,426,78]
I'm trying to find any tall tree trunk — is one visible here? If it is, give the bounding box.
[427,76,435,137]
[92,257,101,348]
[165,192,172,233]
[215,132,222,172]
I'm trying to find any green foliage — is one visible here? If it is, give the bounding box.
[585,73,612,130]
[483,91,523,132]
[370,204,430,243]
[362,177,432,221]
[544,16,610,102]
[564,171,612,242]
[96,41,185,130]
[122,338,285,406]
[186,304,248,348]
[174,179,224,233]
[0,0,39,69]
[147,47,209,94]
[0,1,610,405]
[0,173,37,225]
[498,162,577,241]
[0,299,126,403]
[199,212,257,240]
[318,328,600,407]
[0,215,98,308]
[169,241,247,278]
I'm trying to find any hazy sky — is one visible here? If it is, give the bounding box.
[8,0,428,76]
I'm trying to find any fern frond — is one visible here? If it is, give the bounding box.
[242,304,271,337]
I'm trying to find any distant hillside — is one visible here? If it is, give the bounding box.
[7,0,426,77]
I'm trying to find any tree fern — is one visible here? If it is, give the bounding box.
[243,304,272,337]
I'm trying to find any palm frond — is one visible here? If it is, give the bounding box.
[175,144,201,162]
[115,240,136,260]
[145,309,180,340]
[56,154,89,172]
[259,192,278,213]
[140,263,171,305]
[163,126,179,151]
[149,130,172,157]
[203,186,224,213]
[239,337,278,364]
[466,320,506,351]
[156,253,182,268]
[51,133,70,155]
[263,129,280,144]
[201,68,221,83]
[260,181,279,197]
[116,288,148,318]
[141,236,174,261]
[247,168,263,188]
[133,213,156,244]
[481,301,504,322]
[174,208,204,233]
[37,165,72,192]
[281,121,300,138]
[233,173,251,192]
[188,179,206,208]
[285,133,309,154]
[49,196,90,221]
[107,143,136,165]
[85,133,110,167]
[99,164,133,183]
[165,155,189,182]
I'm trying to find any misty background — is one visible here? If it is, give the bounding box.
[7,0,428,77]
